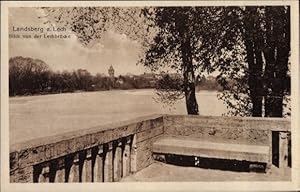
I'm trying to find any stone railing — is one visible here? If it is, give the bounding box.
[10,114,291,182]
[10,114,164,183]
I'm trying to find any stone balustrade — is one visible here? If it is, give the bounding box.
[10,114,291,182]
[10,114,164,182]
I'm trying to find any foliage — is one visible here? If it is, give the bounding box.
[40,6,291,117]
[212,6,291,117]
[9,56,158,96]
[141,7,229,114]
[9,56,51,96]
[144,6,291,117]
[154,74,184,106]
[196,75,223,92]
[41,7,154,54]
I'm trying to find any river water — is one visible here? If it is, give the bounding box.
[9,89,227,144]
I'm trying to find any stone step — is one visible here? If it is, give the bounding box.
[153,137,270,163]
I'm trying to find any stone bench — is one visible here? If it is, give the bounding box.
[153,137,270,170]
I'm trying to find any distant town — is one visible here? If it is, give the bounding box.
[9,56,222,97]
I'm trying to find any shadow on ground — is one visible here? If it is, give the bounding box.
[164,154,266,173]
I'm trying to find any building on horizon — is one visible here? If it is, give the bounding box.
[108,65,114,78]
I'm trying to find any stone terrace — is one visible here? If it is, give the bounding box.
[10,114,291,182]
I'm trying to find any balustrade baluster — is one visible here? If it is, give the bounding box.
[37,163,50,183]
[113,140,122,182]
[54,158,65,182]
[130,134,137,173]
[103,142,113,182]
[68,153,80,182]
[81,149,93,182]
[122,136,131,177]
[93,145,104,182]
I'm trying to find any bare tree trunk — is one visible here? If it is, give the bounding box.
[263,7,290,117]
[244,7,263,117]
[177,13,199,115]
[181,32,199,115]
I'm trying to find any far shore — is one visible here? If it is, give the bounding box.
[9,88,222,98]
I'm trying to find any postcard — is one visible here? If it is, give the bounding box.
[1,1,299,191]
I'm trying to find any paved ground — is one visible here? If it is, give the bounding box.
[121,162,291,182]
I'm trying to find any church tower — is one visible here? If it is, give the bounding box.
[108,65,114,78]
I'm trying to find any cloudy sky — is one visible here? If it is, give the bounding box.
[8,7,148,75]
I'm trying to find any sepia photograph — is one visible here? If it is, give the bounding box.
[1,1,299,191]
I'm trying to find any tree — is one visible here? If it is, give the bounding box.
[73,69,93,91]
[263,7,290,117]
[243,7,264,117]
[214,7,262,117]
[143,6,290,117]
[142,7,225,114]
[9,56,51,96]
[215,6,290,117]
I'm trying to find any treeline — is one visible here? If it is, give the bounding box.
[156,74,223,92]
[9,56,223,97]
[9,56,156,96]
[195,75,223,91]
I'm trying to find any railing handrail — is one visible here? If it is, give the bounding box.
[165,115,291,132]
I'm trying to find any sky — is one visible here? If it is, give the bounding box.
[8,7,148,76]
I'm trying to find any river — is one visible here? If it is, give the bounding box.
[9,89,227,145]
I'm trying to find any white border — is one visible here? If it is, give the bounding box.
[1,1,299,191]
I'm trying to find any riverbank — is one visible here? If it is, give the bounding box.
[9,87,222,98]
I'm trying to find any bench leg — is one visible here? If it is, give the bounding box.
[266,162,272,173]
